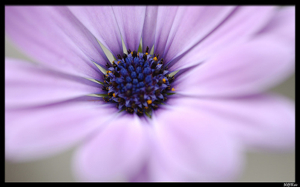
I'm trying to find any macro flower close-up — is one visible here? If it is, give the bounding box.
[5,6,295,182]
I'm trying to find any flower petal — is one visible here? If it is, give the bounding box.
[112,6,146,51]
[256,6,295,51]
[168,6,276,71]
[5,6,101,78]
[68,6,123,57]
[5,101,117,162]
[166,94,295,151]
[5,58,101,108]
[175,34,294,97]
[141,6,158,52]
[162,6,235,63]
[148,105,243,181]
[153,6,179,56]
[48,7,109,66]
[73,115,147,181]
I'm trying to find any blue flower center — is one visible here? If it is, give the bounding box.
[102,47,175,116]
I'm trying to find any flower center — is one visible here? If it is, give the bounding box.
[102,46,175,116]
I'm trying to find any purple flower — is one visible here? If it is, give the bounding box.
[5,6,295,182]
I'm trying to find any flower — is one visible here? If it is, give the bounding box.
[5,6,295,182]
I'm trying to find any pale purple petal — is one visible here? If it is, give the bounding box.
[73,115,148,181]
[162,6,235,63]
[112,6,146,51]
[175,35,294,97]
[5,102,117,161]
[5,6,101,78]
[153,6,179,56]
[5,58,101,108]
[166,95,295,151]
[256,6,295,51]
[48,7,109,66]
[147,106,243,181]
[68,6,123,57]
[129,163,150,182]
[141,6,158,52]
[168,6,276,71]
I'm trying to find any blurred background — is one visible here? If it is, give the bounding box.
[5,35,295,182]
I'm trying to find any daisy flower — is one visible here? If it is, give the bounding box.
[5,6,295,182]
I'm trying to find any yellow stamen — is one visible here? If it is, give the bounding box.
[145,106,148,109]
[145,52,148,55]
[113,93,116,97]
[153,57,158,61]
[117,61,121,64]
[107,71,112,74]
[171,88,175,91]
[131,51,133,55]
[162,78,166,83]
[137,52,139,56]
[147,100,152,105]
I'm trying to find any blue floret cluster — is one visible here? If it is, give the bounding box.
[102,48,175,116]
